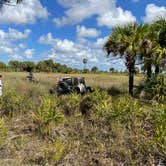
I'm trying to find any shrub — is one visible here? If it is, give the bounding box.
[44,140,65,163]
[95,96,142,127]
[58,93,81,116]
[151,103,166,158]
[79,89,109,116]
[0,118,8,147]
[31,96,64,137]
[0,90,24,116]
[138,75,166,102]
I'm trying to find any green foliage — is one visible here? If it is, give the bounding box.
[8,59,80,73]
[151,103,166,156]
[58,93,81,116]
[21,61,36,72]
[0,118,8,147]
[0,72,165,165]
[44,140,65,162]
[31,96,64,137]
[139,75,166,102]
[0,61,9,71]
[0,90,24,116]
[91,66,98,73]
[109,67,115,73]
[80,89,109,116]
[95,95,142,126]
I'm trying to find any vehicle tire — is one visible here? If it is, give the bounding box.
[76,87,80,94]
[49,88,54,94]
[86,87,93,93]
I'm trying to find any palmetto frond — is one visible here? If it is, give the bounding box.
[16,0,22,3]
[153,45,166,64]
[0,0,22,6]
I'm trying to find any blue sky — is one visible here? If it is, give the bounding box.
[0,0,166,71]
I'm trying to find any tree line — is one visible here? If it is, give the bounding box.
[0,60,80,73]
[0,60,111,74]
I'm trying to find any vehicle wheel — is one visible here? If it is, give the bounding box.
[76,87,80,94]
[49,88,54,94]
[86,87,93,93]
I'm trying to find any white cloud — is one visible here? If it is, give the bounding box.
[39,33,77,53]
[0,0,48,24]
[53,0,136,28]
[38,32,123,70]
[0,28,34,60]
[97,7,136,28]
[93,37,108,48]
[143,4,166,23]
[24,49,34,59]
[76,26,101,38]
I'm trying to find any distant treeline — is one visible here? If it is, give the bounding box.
[0,60,142,74]
[0,60,82,73]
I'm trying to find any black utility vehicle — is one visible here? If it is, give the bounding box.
[50,77,93,95]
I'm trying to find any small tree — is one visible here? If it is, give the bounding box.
[8,60,21,72]
[82,58,88,70]
[91,66,98,73]
[104,23,146,96]
[109,67,115,73]
[21,61,36,72]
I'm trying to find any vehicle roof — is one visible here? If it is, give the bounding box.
[58,77,85,82]
[59,77,84,79]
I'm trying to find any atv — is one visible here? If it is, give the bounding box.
[26,72,38,83]
[49,77,93,95]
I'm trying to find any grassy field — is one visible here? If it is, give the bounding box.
[0,72,165,165]
[3,72,142,94]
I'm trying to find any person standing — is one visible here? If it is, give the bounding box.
[0,74,2,96]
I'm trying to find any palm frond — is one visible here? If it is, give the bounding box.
[16,0,22,3]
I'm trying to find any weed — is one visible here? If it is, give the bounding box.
[0,118,8,148]
[44,140,65,163]
[58,93,81,116]
[0,90,24,116]
[152,103,166,158]
[31,96,64,137]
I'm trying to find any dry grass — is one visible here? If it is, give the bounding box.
[3,72,142,94]
[0,72,165,166]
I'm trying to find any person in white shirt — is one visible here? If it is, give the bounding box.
[0,74,2,96]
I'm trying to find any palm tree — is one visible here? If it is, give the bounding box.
[82,58,88,70]
[140,38,153,79]
[104,23,146,96]
[0,0,22,8]
[151,18,166,75]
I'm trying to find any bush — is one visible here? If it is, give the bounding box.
[31,96,64,137]
[58,94,81,116]
[139,75,166,102]
[0,90,24,116]
[0,118,8,147]
[44,140,65,163]
[79,89,109,116]
[151,103,166,158]
[95,96,142,127]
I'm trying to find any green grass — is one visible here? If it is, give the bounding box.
[0,72,165,165]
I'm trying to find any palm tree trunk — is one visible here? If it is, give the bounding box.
[129,68,134,96]
[126,55,135,96]
[155,64,160,75]
[147,64,152,79]
[146,53,152,79]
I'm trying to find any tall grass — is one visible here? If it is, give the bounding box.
[0,72,165,165]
